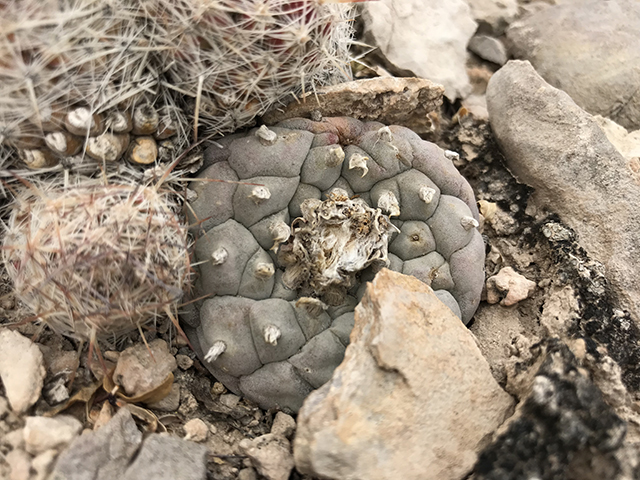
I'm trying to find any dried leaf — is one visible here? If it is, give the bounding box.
[103,368,174,405]
[119,403,166,433]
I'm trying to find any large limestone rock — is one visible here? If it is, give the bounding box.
[362,0,477,101]
[506,0,640,130]
[486,60,640,327]
[294,269,514,480]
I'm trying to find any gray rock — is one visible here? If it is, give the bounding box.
[465,0,518,34]
[271,412,296,439]
[113,339,177,398]
[362,0,477,100]
[122,435,207,480]
[486,60,640,326]
[24,415,82,455]
[506,0,640,130]
[239,434,294,480]
[51,408,142,480]
[146,382,181,412]
[0,329,46,414]
[294,269,514,480]
[468,35,508,65]
[51,408,207,480]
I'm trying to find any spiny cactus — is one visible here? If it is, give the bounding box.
[0,0,354,171]
[183,117,485,412]
[1,166,191,343]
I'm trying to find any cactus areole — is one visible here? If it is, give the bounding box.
[182,117,485,412]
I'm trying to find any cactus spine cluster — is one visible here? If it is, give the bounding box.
[0,0,354,171]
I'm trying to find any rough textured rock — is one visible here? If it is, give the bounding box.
[183,418,208,442]
[113,339,177,397]
[486,267,536,306]
[465,0,518,34]
[122,435,207,480]
[487,60,640,327]
[468,35,508,66]
[262,77,444,135]
[506,0,640,130]
[294,269,514,480]
[475,339,635,479]
[0,329,46,414]
[24,415,82,455]
[51,408,207,480]
[594,115,640,183]
[51,408,142,480]
[239,434,294,480]
[362,0,477,101]
[271,412,296,439]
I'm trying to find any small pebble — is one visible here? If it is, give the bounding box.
[103,351,120,363]
[486,267,536,306]
[211,382,226,397]
[183,418,208,442]
[113,339,177,397]
[174,334,190,347]
[24,415,82,455]
[178,390,199,416]
[0,329,46,414]
[43,376,70,405]
[219,394,240,409]
[238,467,259,480]
[271,412,296,439]
[239,434,295,480]
[175,354,193,370]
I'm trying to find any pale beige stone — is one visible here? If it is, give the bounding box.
[486,267,536,306]
[294,269,514,480]
[0,329,46,414]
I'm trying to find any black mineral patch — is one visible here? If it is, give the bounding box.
[474,339,627,480]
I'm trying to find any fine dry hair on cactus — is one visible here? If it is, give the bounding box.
[1,166,191,345]
[0,0,354,171]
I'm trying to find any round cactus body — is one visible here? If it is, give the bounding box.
[184,117,485,412]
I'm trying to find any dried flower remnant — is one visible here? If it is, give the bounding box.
[279,189,397,306]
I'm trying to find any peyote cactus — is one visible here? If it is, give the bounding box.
[0,0,353,171]
[183,117,485,412]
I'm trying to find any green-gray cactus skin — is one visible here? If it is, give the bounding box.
[182,117,485,412]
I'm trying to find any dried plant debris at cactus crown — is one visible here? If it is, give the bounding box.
[2,168,191,341]
[184,117,485,412]
[279,190,398,306]
[0,0,355,170]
